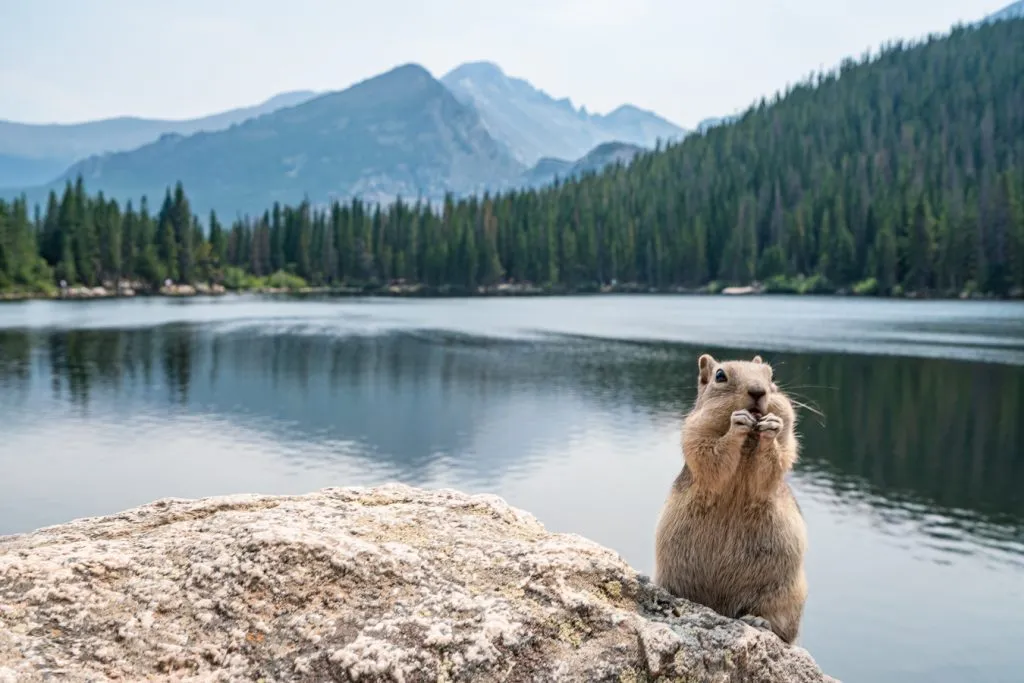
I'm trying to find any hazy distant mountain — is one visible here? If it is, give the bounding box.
[440,61,685,166]
[0,90,318,188]
[984,1,1024,22]
[4,60,691,214]
[520,157,574,187]
[19,64,524,217]
[521,141,645,188]
[597,105,683,149]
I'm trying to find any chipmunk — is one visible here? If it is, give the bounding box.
[654,353,807,644]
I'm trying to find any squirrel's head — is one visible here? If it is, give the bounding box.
[693,353,794,425]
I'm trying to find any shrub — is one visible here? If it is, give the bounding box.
[852,277,879,296]
[265,270,307,290]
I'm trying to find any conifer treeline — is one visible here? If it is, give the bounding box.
[1,19,1022,296]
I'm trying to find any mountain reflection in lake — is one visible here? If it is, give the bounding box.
[0,295,1022,683]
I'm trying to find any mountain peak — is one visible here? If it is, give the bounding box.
[440,61,686,165]
[442,61,507,82]
[387,62,433,77]
[604,104,662,120]
[366,63,435,88]
[607,104,642,115]
[309,62,442,111]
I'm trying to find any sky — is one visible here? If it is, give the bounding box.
[0,0,1011,130]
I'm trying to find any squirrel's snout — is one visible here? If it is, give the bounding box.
[747,386,768,415]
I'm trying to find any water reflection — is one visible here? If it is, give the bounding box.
[1,325,1021,567]
[781,352,1024,564]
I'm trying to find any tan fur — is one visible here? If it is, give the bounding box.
[654,353,807,644]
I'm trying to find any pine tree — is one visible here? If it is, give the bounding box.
[906,196,936,291]
[73,179,98,285]
[39,191,60,267]
[171,183,193,282]
[874,219,898,293]
[208,210,226,268]
[121,202,138,280]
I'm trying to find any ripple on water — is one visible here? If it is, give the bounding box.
[793,468,1024,571]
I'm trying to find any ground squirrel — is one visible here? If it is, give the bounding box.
[654,353,807,644]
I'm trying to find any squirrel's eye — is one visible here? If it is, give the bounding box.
[714,369,727,383]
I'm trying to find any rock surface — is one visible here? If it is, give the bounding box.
[0,484,836,682]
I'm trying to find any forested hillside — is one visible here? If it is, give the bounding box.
[1,19,1022,297]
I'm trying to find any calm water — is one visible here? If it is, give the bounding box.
[1,295,1022,682]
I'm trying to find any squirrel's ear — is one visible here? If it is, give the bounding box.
[698,354,716,385]
[752,355,763,364]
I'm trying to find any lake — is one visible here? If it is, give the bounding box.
[1,294,1022,682]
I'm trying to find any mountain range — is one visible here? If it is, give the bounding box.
[4,2,1017,218]
[0,91,318,188]
[54,64,530,217]
[1,61,683,217]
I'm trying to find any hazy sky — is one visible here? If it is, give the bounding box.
[0,0,1008,129]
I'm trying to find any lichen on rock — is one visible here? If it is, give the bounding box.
[0,483,837,682]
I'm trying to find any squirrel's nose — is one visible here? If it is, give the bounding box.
[748,387,767,402]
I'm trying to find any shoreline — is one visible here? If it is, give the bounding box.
[1,280,1020,303]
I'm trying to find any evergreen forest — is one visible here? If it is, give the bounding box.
[1,19,1022,298]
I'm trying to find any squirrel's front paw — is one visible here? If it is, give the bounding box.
[730,410,757,434]
[756,413,783,440]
